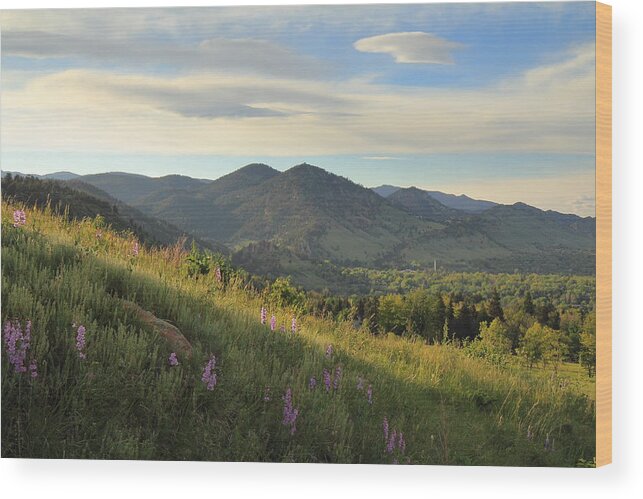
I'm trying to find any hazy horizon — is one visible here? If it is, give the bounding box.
[1,3,596,216]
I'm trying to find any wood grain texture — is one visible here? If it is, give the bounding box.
[595,1,612,468]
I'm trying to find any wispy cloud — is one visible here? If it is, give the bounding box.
[1,30,326,79]
[362,156,401,161]
[354,32,462,64]
[1,41,594,157]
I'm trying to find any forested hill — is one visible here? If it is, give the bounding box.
[0,174,224,252]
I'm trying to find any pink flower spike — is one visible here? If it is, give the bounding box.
[12,210,26,227]
[201,354,217,390]
[75,325,87,360]
[29,359,38,379]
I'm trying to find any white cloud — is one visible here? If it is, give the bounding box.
[353,32,462,64]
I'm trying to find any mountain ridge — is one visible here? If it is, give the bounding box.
[2,165,595,276]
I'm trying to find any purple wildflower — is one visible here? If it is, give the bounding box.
[76,325,86,359]
[168,352,179,366]
[270,315,276,331]
[356,376,364,390]
[3,320,30,373]
[398,431,406,453]
[325,344,333,358]
[263,386,271,402]
[280,325,286,333]
[387,429,397,454]
[322,368,331,392]
[383,417,389,443]
[132,241,139,256]
[333,366,342,391]
[291,317,297,334]
[309,376,317,390]
[282,388,299,435]
[367,384,373,404]
[201,354,217,390]
[215,266,222,283]
[29,359,38,379]
[260,307,267,325]
[12,210,26,227]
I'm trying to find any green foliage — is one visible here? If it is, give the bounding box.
[377,295,407,335]
[518,323,566,369]
[479,319,513,355]
[579,321,596,378]
[576,457,596,468]
[267,277,306,312]
[376,291,445,342]
[464,319,512,368]
[185,241,213,277]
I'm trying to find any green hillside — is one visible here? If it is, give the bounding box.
[134,164,281,243]
[387,186,461,222]
[1,174,224,253]
[79,172,208,205]
[1,202,595,465]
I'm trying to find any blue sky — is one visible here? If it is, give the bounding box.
[0,2,596,215]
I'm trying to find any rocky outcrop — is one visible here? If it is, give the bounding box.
[122,300,192,358]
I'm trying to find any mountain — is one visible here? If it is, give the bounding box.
[387,187,460,222]
[78,172,209,205]
[472,202,595,251]
[199,163,279,197]
[133,163,282,243]
[372,185,400,198]
[227,164,444,263]
[373,184,497,213]
[424,191,498,213]
[128,163,442,267]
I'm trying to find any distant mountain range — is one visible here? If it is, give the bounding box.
[2,170,81,181]
[372,184,498,213]
[2,165,596,278]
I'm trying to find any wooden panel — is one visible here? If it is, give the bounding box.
[595,1,612,468]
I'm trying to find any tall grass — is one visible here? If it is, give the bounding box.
[1,201,595,465]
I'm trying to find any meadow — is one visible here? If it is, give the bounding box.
[1,201,595,465]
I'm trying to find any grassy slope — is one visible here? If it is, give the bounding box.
[1,202,595,465]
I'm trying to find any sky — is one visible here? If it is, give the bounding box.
[0,2,596,216]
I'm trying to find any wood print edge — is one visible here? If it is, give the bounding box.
[595,0,612,468]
